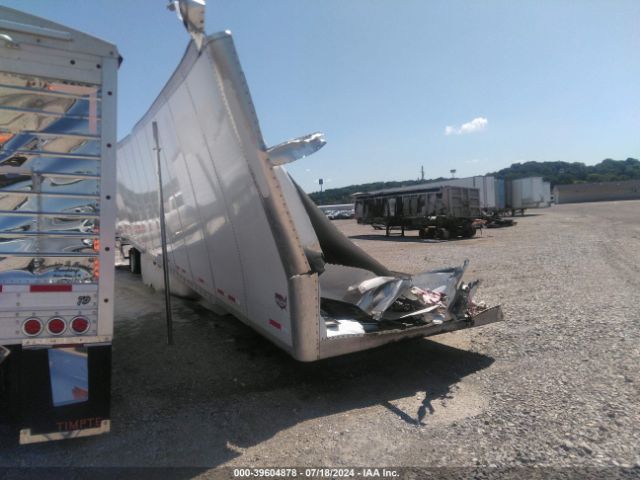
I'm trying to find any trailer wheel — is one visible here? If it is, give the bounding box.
[464,224,477,238]
[436,228,450,240]
[129,248,141,274]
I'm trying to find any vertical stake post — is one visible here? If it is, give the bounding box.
[152,121,173,346]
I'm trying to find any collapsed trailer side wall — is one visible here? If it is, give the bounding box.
[117,33,504,363]
[117,34,322,359]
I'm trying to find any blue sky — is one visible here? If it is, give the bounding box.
[3,0,638,192]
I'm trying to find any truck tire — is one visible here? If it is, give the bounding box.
[464,224,477,238]
[437,228,450,240]
[129,248,141,275]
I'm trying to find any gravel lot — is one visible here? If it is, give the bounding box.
[1,200,639,474]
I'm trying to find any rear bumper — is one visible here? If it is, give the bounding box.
[317,305,503,360]
[20,419,111,445]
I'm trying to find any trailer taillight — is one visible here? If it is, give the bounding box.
[22,318,43,336]
[46,317,66,336]
[70,316,90,334]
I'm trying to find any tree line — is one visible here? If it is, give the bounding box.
[309,158,640,205]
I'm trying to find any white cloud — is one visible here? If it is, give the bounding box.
[445,117,488,135]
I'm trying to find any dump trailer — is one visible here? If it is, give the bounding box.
[388,176,500,213]
[116,22,502,361]
[353,185,481,239]
[0,7,118,443]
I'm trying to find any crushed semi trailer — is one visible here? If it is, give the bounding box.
[116,7,503,361]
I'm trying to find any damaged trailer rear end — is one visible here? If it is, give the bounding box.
[116,28,503,361]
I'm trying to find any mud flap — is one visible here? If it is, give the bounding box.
[8,344,111,444]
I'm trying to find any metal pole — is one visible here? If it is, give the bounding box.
[152,121,174,346]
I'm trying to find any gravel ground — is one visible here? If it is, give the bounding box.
[1,200,639,474]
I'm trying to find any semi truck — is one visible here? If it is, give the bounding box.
[116,13,502,365]
[353,185,481,239]
[0,7,118,443]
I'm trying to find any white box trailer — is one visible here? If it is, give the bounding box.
[542,181,552,206]
[506,176,551,213]
[0,7,118,443]
[116,28,503,362]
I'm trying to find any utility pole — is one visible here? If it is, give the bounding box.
[421,165,424,181]
[319,178,323,203]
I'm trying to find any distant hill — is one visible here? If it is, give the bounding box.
[310,178,447,205]
[487,158,640,186]
[309,158,640,205]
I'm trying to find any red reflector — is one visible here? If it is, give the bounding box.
[269,319,282,330]
[216,288,224,295]
[47,317,66,335]
[23,318,43,336]
[227,295,236,303]
[71,316,90,334]
[30,284,72,293]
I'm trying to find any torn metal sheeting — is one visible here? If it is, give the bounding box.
[345,276,411,320]
[169,0,206,51]
[410,260,469,307]
[267,132,326,166]
[320,260,475,326]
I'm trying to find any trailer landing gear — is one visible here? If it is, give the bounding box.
[385,225,405,237]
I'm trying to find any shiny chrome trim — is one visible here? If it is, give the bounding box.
[0,82,99,99]
[19,420,110,445]
[10,150,101,160]
[0,105,95,120]
[0,231,98,239]
[0,191,99,200]
[0,210,99,219]
[0,129,100,141]
[0,167,100,179]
